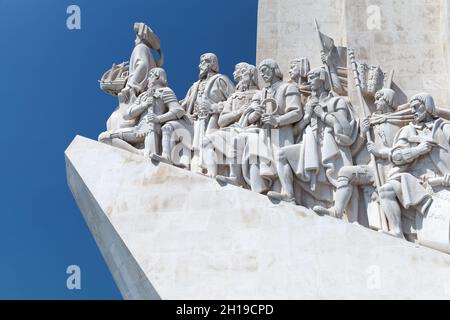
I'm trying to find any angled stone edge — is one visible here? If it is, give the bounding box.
[65,135,450,299]
[65,137,160,300]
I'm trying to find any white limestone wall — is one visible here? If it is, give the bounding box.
[257,0,450,106]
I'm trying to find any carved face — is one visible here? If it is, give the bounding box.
[148,69,160,87]
[288,63,300,81]
[240,67,252,86]
[411,100,428,123]
[259,65,274,84]
[375,94,388,112]
[134,35,141,46]
[233,65,244,83]
[307,72,323,91]
[199,57,212,79]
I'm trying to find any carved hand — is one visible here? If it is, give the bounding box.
[313,105,324,117]
[250,105,264,114]
[146,113,160,124]
[238,104,249,115]
[188,113,198,122]
[360,117,370,135]
[199,101,211,114]
[320,51,328,64]
[261,114,279,127]
[416,141,436,156]
[211,102,224,114]
[367,141,382,158]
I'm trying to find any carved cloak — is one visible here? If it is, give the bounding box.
[283,95,358,202]
[127,43,156,94]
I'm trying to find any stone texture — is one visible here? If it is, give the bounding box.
[257,0,450,106]
[65,136,450,299]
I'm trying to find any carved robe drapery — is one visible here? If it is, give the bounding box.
[283,94,358,204]
[127,43,156,95]
[386,118,450,214]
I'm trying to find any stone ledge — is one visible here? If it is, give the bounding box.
[65,135,450,299]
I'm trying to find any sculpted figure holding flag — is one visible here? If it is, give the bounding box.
[279,67,359,207]
[315,19,347,96]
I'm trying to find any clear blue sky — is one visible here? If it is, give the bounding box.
[0,0,258,299]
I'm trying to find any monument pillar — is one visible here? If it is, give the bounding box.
[257,0,450,106]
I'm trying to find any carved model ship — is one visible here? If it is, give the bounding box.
[99,61,129,96]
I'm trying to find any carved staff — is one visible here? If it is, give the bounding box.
[348,49,389,232]
[261,97,279,155]
[197,98,211,170]
[259,96,279,177]
[314,19,335,94]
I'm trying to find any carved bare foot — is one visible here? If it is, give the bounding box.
[149,153,171,165]
[313,205,342,218]
[267,191,295,204]
[216,175,239,186]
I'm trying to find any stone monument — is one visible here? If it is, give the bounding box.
[66,6,450,299]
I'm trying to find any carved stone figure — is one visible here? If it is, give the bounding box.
[119,22,163,105]
[378,93,450,239]
[99,23,163,136]
[242,59,302,201]
[99,68,192,165]
[202,62,260,183]
[281,67,358,207]
[288,58,310,87]
[180,53,235,173]
[312,89,411,223]
[288,58,312,141]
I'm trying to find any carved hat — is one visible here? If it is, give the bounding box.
[410,93,437,116]
[134,22,161,50]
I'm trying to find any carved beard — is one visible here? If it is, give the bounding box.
[414,111,427,124]
[199,67,209,80]
[237,74,251,91]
